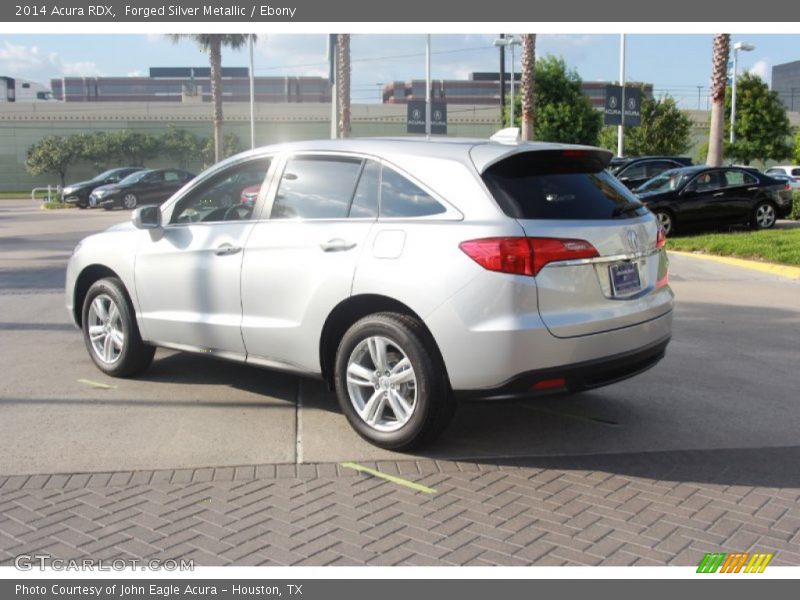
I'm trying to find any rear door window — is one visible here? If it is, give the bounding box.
[481,151,643,220]
[271,156,362,219]
[724,170,757,187]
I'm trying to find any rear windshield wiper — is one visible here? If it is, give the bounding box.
[612,202,643,217]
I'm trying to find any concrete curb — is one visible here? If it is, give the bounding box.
[668,250,800,280]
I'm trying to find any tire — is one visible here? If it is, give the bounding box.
[81,277,155,377]
[334,312,456,451]
[751,201,777,230]
[102,203,114,211]
[77,201,87,209]
[122,193,138,210]
[654,210,675,236]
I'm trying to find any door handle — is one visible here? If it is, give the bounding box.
[320,238,357,252]
[713,192,724,197]
[214,243,242,256]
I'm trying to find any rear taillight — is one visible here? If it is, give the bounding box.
[459,237,599,277]
[785,184,792,192]
[656,226,666,249]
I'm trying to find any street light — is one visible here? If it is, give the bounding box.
[730,41,755,145]
[493,35,522,127]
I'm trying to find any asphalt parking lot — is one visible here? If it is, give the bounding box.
[1,198,799,566]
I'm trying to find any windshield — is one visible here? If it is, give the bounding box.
[119,170,151,185]
[635,170,693,194]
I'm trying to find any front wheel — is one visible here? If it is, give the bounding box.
[334,312,455,451]
[82,277,155,377]
[752,201,777,230]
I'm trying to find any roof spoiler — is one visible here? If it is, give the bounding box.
[489,127,521,145]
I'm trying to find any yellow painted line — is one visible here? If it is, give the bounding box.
[340,462,437,494]
[77,378,116,390]
[669,250,800,279]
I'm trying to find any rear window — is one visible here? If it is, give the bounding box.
[482,151,644,220]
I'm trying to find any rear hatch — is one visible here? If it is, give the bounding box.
[478,148,672,338]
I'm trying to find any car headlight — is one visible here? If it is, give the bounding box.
[94,189,106,197]
[63,187,74,195]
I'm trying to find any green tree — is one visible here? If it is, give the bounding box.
[724,72,793,164]
[77,132,116,170]
[168,34,251,162]
[25,135,83,187]
[201,132,242,167]
[510,55,601,145]
[597,94,692,156]
[794,129,800,164]
[160,127,202,169]
[106,130,161,166]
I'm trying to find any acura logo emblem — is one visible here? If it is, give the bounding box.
[626,230,641,253]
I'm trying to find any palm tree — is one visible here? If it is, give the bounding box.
[520,34,536,141]
[168,34,250,162]
[337,34,351,138]
[706,34,730,167]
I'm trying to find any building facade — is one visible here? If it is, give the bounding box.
[772,60,800,111]
[382,73,653,109]
[51,67,331,103]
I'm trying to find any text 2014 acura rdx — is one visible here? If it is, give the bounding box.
[66,135,673,450]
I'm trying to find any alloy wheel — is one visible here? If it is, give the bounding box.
[346,336,417,432]
[656,211,673,235]
[756,203,776,229]
[123,193,137,209]
[86,294,125,365]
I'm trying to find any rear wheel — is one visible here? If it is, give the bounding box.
[752,201,776,230]
[122,193,138,210]
[654,210,675,236]
[334,312,455,451]
[82,278,154,377]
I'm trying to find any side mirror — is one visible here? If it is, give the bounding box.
[132,205,162,230]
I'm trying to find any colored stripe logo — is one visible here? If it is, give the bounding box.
[697,552,773,573]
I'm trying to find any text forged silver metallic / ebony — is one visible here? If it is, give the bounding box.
[66,136,674,450]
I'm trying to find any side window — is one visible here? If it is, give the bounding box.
[792,168,800,177]
[724,171,757,187]
[144,172,164,183]
[271,156,362,219]
[646,161,678,178]
[349,160,379,218]
[380,167,446,218]
[171,158,270,224]
[618,163,648,180]
[164,171,180,182]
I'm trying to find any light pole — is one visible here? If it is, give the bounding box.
[493,35,521,127]
[248,34,255,150]
[730,41,755,145]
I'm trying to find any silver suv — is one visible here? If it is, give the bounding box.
[66,137,674,450]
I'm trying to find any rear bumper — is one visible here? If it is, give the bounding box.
[455,335,670,401]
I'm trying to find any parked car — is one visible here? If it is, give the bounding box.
[66,138,673,450]
[609,156,693,190]
[766,173,800,191]
[91,169,194,210]
[765,165,800,181]
[62,167,144,208]
[635,166,793,235]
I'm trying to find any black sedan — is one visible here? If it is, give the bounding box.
[62,167,144,208]
[609,156,693,190]
[634,166,793,235]
[91,169,195,210]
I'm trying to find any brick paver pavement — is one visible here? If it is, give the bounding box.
[1,447,799,566]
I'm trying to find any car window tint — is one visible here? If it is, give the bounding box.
[171,158,270,224]
[724,171,757,187]
[349,160,379,218]
[481,151,643,220]
[380,167,446,218]
[646,161,678,177]
[145,172,164,183]
[271,157,362,219]
[792,168,800,177]
[164,171,180,182]
[619,163,648,180]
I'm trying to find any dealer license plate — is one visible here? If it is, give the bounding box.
[609,262,642,296]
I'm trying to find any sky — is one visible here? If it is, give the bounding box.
[1,33,798,108]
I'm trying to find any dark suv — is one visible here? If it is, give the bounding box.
[609,156,693,190]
